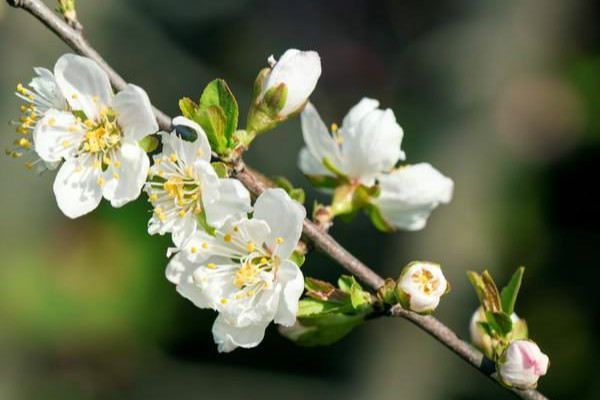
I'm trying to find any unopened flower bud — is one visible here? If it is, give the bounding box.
[260,49,321,118]
[469,306,527,358]
[395,261,448,313]
[498,340,549,389]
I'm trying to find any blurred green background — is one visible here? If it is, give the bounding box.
[1,0,598,399]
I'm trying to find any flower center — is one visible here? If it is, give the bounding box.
[411,268,439,295]
[80,106,121,156]
[147,156,202,222]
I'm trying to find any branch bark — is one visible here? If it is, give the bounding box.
[5,1,548,399]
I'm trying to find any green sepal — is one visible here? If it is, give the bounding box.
[195,210,216,236]
[305,174,340,189]
[138,135,159,153]
[246,82,288,135]
[500,266,525,315]
[365,203,394,233]
[331,184,356,216]
[211,161,229,178]
[232,129,255,150]
[290,250,306,268]
[322,157,347,179]
[376,278,399,305]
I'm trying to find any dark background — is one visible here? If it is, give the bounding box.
[1,0,598,399]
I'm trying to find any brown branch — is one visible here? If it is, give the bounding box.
[5,1,548,399]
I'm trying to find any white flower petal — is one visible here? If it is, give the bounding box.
[212,314,269,353]
[204,179,251,228]
[165,253,210,309]
[341,108,404,183]
[300,103,341,172]
[253,188,306,259]
[171,116,211,163]
[33,109,84,162]
[298,147,332,176]
[262,49,321,116]
[54,54,112,120]
[341,97,379,129]
[376,163,454,231]
[30,67,66,109]
[102,142,149,207]
[52,157,102,218]
[274,260,304,326]
[113,84,158,141]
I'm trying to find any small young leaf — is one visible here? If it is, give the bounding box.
[280,312,366,347]
[500,266,525,315]
[481,270,502,312]
[485,311,513,337]
[179,97,197,119]
[477,321,494,337]
[297,298,345,317]
[196,105,227,153]
[199,79,238,145]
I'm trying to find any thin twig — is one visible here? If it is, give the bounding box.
[5,1,548,399]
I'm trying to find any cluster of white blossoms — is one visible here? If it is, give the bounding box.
[299,98,453,230]
[10,54,158,217]
[8,51,318,352]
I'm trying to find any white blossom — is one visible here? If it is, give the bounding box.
[499,340,549,389]
[260,49,321,117]
[9,67,68,172]
[31,54,158,218]
[374,163,453,231]
[298,98,404,186]
[165,188,305,352]
[396,261,448,313]
[146,116,251,246]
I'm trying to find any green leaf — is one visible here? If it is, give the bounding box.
[481,271,502,312]
[179,97,197,119]
[297,298,345,317]
[337,275,370,310]
[486,311,513,337]
[500,266,525,315]
[199,79,238,144]
[138,135,159,153]
[211,161,229,178]
[196,105,227,153]
[477,321,494,337]
[282,312,366,347]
